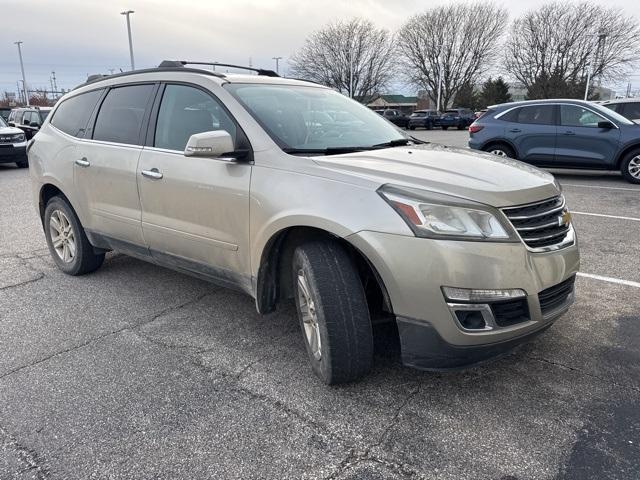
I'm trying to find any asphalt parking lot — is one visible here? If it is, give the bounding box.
[1,130,639,479]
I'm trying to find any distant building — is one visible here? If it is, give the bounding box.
[362,94,419,114]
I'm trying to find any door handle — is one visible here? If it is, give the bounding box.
[508,128,521,133]
[141,168,163,180]
[75,157,90,167]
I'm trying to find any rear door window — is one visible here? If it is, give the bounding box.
[93,84,155,145]
[514,105,555,125]
[622,102,640,120]
[51,89,103,137]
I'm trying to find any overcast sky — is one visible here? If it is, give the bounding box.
[2,0,640,97]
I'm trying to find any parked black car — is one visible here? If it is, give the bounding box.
[8,106,52,140]
[436,108,475,130]
[407,110,440,130]
[375,109,410,128]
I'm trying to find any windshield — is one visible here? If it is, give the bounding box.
[225,84,409,153]
[0,116,6,128]
[590,102,634,125]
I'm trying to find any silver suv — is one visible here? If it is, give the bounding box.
[29,61,580,384]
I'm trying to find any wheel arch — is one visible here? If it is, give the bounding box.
[614,142,640,169]
[481,139,519,158]
[255,225,393,319]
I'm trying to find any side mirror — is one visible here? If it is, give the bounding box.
[184,130,234,158]
[598,121,615,129]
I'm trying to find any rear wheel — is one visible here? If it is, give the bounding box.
[292,241,373,384]
[441,126,449,131]
[484,143,515,159]
[621,150,640,184]
[44,196,105,275]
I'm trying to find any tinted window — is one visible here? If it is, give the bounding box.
[93,85,154,145]
[154,84,237,152]
[622,102,640,120]
[502,105,555,125]
[603,103,621,113]
[39,110,50,122]
[51,90,103,137]
[560,105,605,128]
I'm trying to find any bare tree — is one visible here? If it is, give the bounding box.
[505,2,640,98]
[289,18,396,99]
[397,3,508,109]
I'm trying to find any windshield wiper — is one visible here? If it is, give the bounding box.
[370,138,425,148]
[283,146,369,155]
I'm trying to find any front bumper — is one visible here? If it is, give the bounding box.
[346,231,580,368]
[0,143,27,164]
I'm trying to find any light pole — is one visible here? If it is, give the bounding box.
[120,10,136,70]
[272,56,282,75]
[436,54,443,112]
[14,41,29,106]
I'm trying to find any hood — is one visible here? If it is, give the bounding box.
[0,126,25,136]
[312,143,558,207]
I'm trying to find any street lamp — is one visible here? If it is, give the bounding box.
[120,10,136,71]
[14,41,29,106]
[272,56,282,75]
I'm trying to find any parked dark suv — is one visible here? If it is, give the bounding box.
[436,108,475,130]
[8,107,52,140]
[407,110,440,130]
[375,109,410,128]
[468,99,640,184]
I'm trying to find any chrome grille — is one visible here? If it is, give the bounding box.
[502,196,573,250]
[0,135,15,144]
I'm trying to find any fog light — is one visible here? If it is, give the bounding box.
[455,310,486,330]
[442,286,526,302]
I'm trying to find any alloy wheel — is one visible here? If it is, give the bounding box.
[629,155,640,179]
[297,269,322,360]
[490,149,508,157]
[49,210,76,263]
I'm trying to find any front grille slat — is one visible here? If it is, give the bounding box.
[491,298,530,327]
[502,195,572,250]
[539,276,576,316]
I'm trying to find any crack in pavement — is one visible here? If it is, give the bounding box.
[0,291,215,382]
[525,355,640,395]
[0,255,46,291]
[323,384,424,480]
[0,424,50,479]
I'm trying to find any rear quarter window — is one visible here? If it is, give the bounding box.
[51,89,104,137]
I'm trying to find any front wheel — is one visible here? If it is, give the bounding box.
[621,150,640,184]
[441,126,449,130]
[292,241,374,384]
[16,159,28,168]
[44,196,105,275]
[484,144,515,159]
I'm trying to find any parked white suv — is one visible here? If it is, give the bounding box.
[29,61,580,384]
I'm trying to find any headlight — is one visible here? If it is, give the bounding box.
[378,185,517,241]
[12,133,25,142]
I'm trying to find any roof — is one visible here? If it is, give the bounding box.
[487,98,596,109]
[600,98,640,104]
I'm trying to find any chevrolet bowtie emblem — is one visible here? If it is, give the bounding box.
[559,211,571,226]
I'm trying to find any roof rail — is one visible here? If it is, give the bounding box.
[159,60,279,77]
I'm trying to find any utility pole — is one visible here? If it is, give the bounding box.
[348,48,353,98]
[272,56,282,75]
[51,71,58,98]
[14,41,29,106]
[16,81,22,105]
[120,10,136,70]
[584,64,591,101]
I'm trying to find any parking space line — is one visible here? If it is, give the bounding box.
[562,183,640,192]
[572,211,640,222]
[577,272,640,288]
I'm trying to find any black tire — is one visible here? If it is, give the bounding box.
[620,149,640,184]
[292,241,373,384]
[457,124,465,130]
[43,196,105,275]
[408,126,415,130]
[16,158,28,168]
[441,126,449,130]
[484,143,516,159]
[426,122,433,130]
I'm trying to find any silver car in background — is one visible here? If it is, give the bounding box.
[28,61,580,384]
